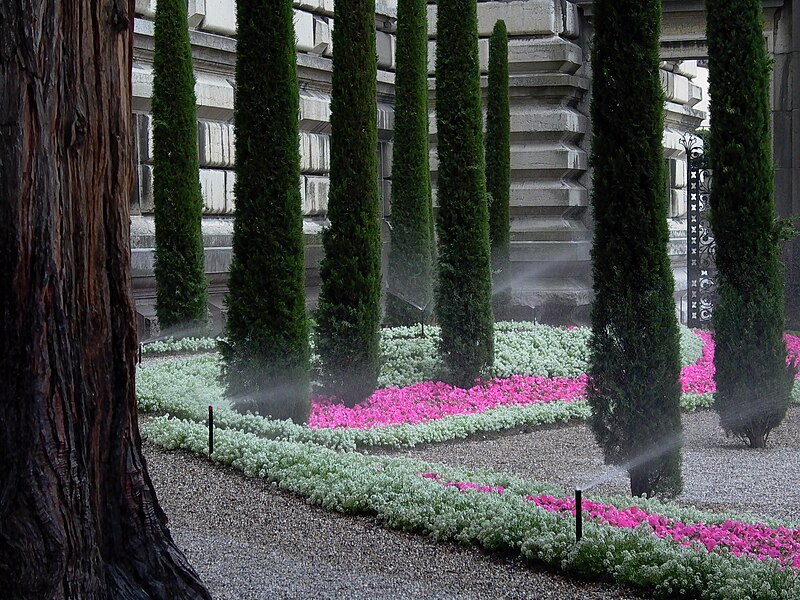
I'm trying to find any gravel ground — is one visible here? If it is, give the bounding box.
[144,406,800,599]
[388,407,800,523]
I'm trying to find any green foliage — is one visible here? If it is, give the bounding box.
[588,0,683,498]
[706,0,795,448]
[151,0,208,329]
[222,0,310,423]
[315,0,382,406]
[486,20,512,320]
[136,325,715,450]
[434,0,494,387]
[141,336,219,355]
[384,0,435,327]
[143,416,800,599]
[137,357,593,450]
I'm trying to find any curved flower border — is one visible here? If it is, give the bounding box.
[310,332,799,430]
[420,473,800,569]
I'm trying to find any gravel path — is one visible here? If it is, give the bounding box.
[146,445,647,600]
[144,406,800,599]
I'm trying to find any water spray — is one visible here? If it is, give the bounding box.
[385,286,432,336]
[575,488,583,542]
[208,405,214,455]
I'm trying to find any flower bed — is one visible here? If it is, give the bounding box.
[136,328,800,449]
[309,330,798,430]
[310,374,588,429]
[420,473,800,569]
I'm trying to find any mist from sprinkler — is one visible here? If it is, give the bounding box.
[385,285,434,336]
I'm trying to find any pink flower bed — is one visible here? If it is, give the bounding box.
[309,332,800,430]
[679,331,716,394]
[309,375,588,429]
[683,332,800,395]
[420,473,800,568]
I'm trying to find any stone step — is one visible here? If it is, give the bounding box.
[511,239,592,262]
[510,217,588,242]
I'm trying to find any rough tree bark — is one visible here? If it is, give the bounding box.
[0,2,211,598]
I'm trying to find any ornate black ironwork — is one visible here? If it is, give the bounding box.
[681,133,717,329]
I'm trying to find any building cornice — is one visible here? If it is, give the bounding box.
[569,0,785,17]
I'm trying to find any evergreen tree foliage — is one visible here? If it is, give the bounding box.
[587,0,683,498]
[384,0,435,327]
[434,0,494,387]
[315,0,382,406]
[221,0,310,422]
[151,0,208,330]
[706,0,794,447]
[486,20,512,320]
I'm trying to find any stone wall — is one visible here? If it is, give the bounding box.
[130,0,397,336]
[426,0,704,324]
[129,0,708,334]
[428,0,591,324]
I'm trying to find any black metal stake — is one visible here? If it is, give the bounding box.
[138,343,143,365]
[575,488,583,542]
[208,405,214,455]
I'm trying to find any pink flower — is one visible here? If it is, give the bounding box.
[308,332,800,430]
[420,473,800,568]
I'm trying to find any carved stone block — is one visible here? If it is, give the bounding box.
[200,0,237,36]
[300,91,331,133]
[198,120,235,168]
[313,15,331,54]
[377,30,394,69]
[299,132,330,174]
[200,168,228,214]
[296,9,315,52]
[187,0,205,28]
[194,73,234,121]
[134,0,156,18]
[304,176,329,215]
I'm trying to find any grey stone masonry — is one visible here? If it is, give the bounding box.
[130,1,397,335]
[428,0,593,324]
[131,0,721,335]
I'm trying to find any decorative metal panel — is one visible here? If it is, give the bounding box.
[681,133,717,329]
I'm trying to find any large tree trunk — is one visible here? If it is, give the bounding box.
[0,2,211,598]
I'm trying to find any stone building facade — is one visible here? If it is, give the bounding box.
[130,0,712,334]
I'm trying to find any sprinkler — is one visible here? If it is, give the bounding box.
[208,405,214,455]
[575,488,582,542]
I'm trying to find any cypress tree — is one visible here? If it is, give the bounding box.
[221,0,310,422]
[151,0,208,331]
[706,0,794,447]
[486,20,512,320]
[384,0,435,327]
[315,0,382,406]
[435,0,494,387]
[587,0,683,497]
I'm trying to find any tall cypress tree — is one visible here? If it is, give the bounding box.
[434,0,494,387]
[222,0,310,422]
[315,0,382,406]
[151,0,208,331]
[486,20,512,320]
[384,0,435,327]
[588,0,683,498]
[706,0,794,447]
